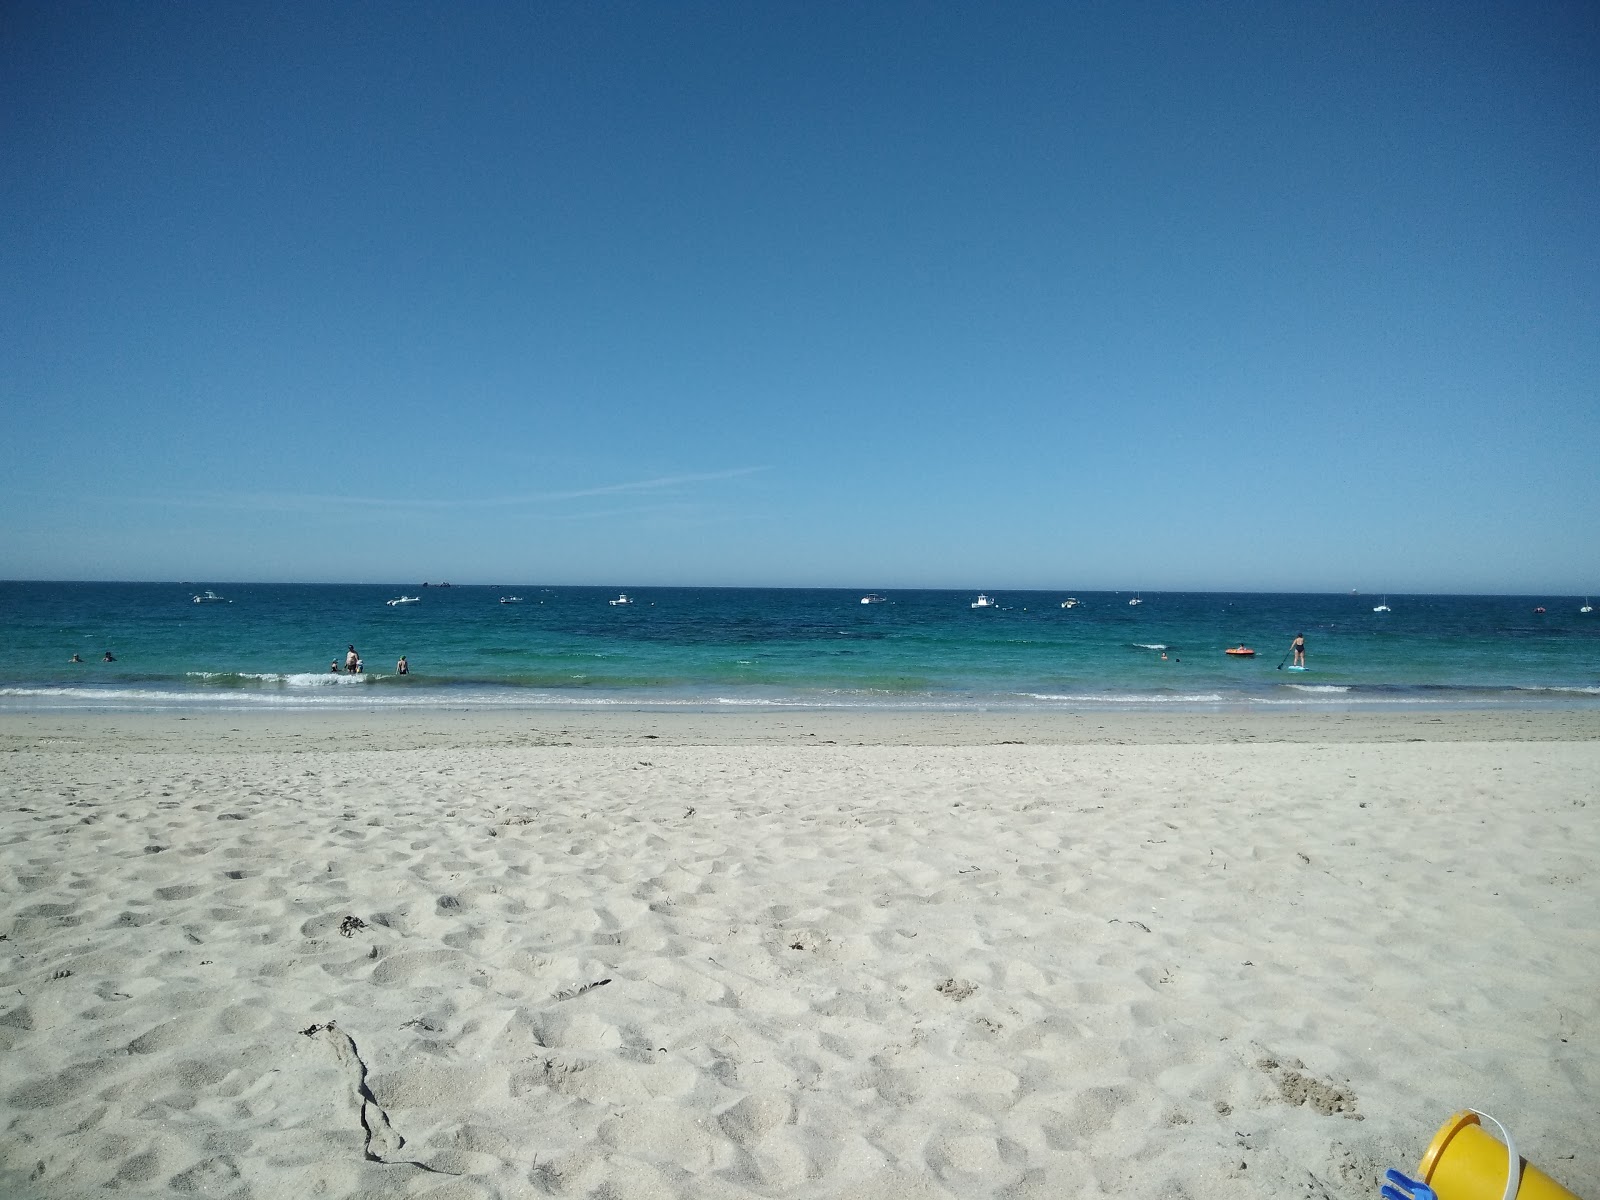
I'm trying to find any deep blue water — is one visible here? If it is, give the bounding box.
[1,582,1597,712]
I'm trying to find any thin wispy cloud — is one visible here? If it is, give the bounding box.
[533,467,768,504]
[38,467,770,515]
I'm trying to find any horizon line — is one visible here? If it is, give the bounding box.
[1,579,1592,599]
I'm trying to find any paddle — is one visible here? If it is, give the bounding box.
[1276,640,1294,670]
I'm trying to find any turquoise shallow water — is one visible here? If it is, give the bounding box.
[2,582,1597,712]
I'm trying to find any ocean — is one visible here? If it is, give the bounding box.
[2,582,1596,713]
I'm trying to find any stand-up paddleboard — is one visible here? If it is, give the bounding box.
[1286,665,1308,671]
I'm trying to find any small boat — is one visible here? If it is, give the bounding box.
[1225,645,1255,657]
[191,590,230,604]
[860,594,887,605]
[1373,597,1391,613]
[499,596,523,604]
[1582,599,1594,614]
[1534,606,1546,614]
[1061,597,1079,609]
[970,594,997,609]
[1128,593,1142,606]
[609,593,633,606]
[387,596,420,606]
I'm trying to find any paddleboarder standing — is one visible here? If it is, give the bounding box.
[1291,633,1306,667]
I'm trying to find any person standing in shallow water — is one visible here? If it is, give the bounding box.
[396,656,408,675]
[345,644,358,673]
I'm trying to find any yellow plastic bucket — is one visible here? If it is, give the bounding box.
[1418,1111,1582,1200]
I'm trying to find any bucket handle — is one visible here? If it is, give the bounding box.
[1469,1109,1521,1200]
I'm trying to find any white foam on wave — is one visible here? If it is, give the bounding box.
[1133,644,1168,650]
[0,681,393,708]
[0,687,917,712]
[1024,692,1226,704]
[1515,685,1600,695]
[1247,695,1441,706]
[1286,684,1351,693]
[2,687,221,702]
[185,671,383,686]
[284,672,384,686]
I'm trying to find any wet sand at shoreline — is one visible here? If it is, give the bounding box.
[4,705,1598,754]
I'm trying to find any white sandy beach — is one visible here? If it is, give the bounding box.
[1,710,1595,1199]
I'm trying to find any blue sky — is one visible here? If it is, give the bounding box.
[3,2,1597,591]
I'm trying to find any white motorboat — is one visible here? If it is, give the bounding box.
[387,596,421,606]
[609,593,633,606]
[499,596,523,604]
[1373,597,1391,613]
[1060,597,1078,609]
[971,594,997,609]
[191,590,229,604]
[860,594,887,605]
